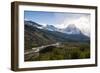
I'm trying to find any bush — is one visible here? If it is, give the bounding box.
[25,42,90,61]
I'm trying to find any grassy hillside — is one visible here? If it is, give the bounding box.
[24,24,57,50]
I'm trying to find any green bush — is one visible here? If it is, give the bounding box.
[25,42,90,61]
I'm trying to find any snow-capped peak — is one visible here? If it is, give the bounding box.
[62,24,81,34]
[25,20,90,37]
[44,25,58,31]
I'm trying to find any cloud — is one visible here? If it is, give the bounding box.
[62,15,90,36]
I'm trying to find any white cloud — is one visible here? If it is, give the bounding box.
[63,15,90,36]
[53,14,90,36]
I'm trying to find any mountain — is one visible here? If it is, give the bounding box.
[25,21,89,36]
[43,24,89,37]
[24,20,90,50]
[63,24,82,34]
[43,25,58,31]
[24,21,57,50]
[24,21,43,29]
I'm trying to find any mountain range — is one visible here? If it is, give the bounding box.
[24,20,90,50]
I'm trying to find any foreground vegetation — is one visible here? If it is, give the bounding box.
[25,42,90,61]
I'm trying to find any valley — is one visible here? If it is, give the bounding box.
[24,20,90,61]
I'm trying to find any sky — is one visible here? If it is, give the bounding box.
[24,11,90,30]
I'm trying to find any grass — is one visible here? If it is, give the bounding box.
[25,42,90,61]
